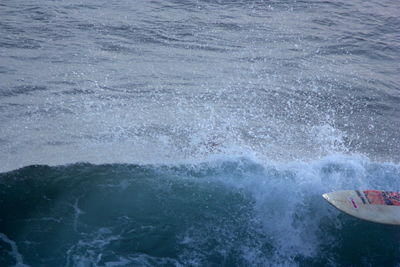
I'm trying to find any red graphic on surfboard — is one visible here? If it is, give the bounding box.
[363,190,400,206]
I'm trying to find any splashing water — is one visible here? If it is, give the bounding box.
[1,0,400,266]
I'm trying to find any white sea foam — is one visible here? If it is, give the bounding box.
[0,233,29,267]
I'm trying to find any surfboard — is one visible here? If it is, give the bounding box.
[322,190,400,225]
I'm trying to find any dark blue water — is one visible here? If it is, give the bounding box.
[1,0,400,266]
[1,158,400,266]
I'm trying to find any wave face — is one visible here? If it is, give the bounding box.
[1,156,400,266]
[1,0,400,265]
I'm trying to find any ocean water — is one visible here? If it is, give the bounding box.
[1,0,399,266]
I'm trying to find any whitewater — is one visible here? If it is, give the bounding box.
[1,0,399,266]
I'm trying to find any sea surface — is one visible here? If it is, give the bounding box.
[1,0,400,266]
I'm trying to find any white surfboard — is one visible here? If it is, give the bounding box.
[322,190,400,225]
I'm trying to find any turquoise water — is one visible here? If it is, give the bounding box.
[1,156,400,266]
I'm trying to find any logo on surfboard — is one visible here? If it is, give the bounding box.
[348,197,358,209]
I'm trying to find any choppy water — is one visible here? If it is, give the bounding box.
[1,0,400,266]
